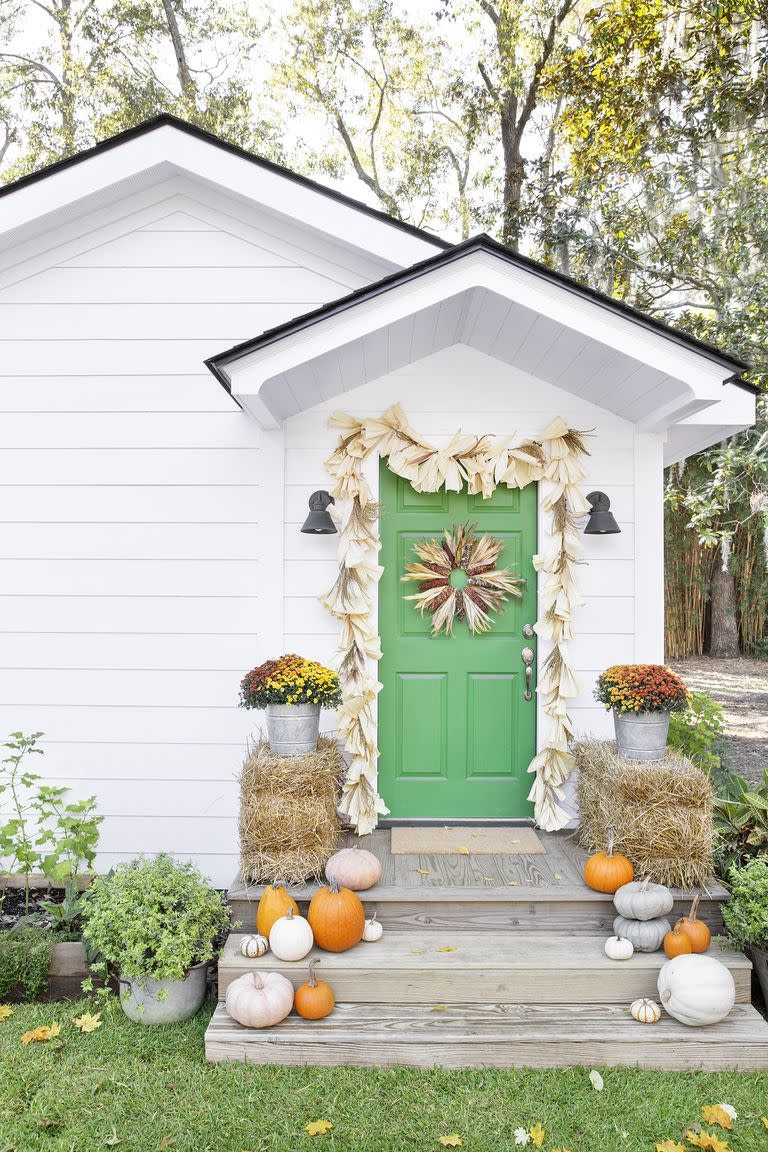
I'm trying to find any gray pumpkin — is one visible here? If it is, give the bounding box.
[613,913,671,952]
[613,879,674,922]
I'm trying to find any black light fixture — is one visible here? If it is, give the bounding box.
[584,491,621,535]
[301,490,338,535]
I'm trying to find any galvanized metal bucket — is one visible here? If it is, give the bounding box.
[613,709,670,761]
[119,961,208,1025]
[266,702,321,757]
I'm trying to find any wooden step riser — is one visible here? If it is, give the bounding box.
[229,897,725,936]
[218,963,750,1006]
[204,1003,768,1071]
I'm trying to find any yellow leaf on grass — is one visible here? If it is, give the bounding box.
[438,1136,463,1147]
[0,1005,13,1021]
[305,1120,333,1137]
[20,1021,60,1045]
[701,1108,733,1131]
[657,1142,686,1152]
[73,1011,102,1034]
[762,1118,768,1130]
[686,1130,729,1152]
[437,946,457,953]
[457,846,470,855]
[530,1123,546,1148]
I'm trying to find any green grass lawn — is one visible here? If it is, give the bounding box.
[0,998,766,1152]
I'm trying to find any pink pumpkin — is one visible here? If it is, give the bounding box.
[224,971,294,1028]
[325,845,382,891]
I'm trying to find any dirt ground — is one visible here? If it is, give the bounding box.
[671,656,768,784]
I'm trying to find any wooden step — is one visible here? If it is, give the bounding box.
[205,1001,768,1070]
[219,932,751,1005]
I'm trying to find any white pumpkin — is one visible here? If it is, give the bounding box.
[239,934,269,959]
[225,971,294,1028]
[604,934,634,961]
[362,913,383,942]
[630,997,661,1024]
[269,906,314,962]
[325,845,382,891]
[614,878,674,922]
[657,954,736,1027]
[613,914,671,952]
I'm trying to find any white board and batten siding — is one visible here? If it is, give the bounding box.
[283,345,665,820]
[0,185,393,886]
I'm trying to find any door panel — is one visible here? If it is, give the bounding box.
[378,463,538,819]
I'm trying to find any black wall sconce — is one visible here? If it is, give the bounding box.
[584,491,621,535]
[301,490,338,535]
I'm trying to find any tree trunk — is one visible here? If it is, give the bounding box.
[709,551,740,658]
[162,0,197,109]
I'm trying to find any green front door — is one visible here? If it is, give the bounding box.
[377,463,538,819]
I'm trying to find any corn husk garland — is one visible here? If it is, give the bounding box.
[323,405,589,835]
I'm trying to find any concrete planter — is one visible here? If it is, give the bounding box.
[613,710,670,761]
[119,961,208,1025]
[266,703,321,757]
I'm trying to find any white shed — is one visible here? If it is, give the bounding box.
[0,116,755,884]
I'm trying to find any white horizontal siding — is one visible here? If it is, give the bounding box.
[0,182,389,886]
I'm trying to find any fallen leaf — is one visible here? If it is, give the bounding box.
[656,1142,686,1152]
[514,1128,531,1146]
[530,1123,546,1148]
[305,1120,333,1137]
[0,1005,13,1022]
[415,869,431,876]
[554,873,562,880]
[719,1106,737,1122]
[589,1069,604,1092]
[701,1107,733,1131]
[411,947,427,955]
[36,1118,61,1130]
[104,1128,122,1147]
[762,1118,768,1130]
[686,1130,729,1152]
[457,846,470,856]
[508,880,519,887]
[158,1139,176,1149]
[20,1022,60,1045]
[438,1136,463,1147]
[73,1011,102,1034]
[482,876,495,883]
[430,1005,448,1013]
[436,946,457,953]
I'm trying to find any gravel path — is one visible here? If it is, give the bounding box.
[671,657,768,784]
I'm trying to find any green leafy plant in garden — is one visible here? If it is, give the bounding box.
[0,925,53,1000]
[668,692,726,774]
[81,854,230,989]
[0,732,45,911]
[722,855,768,951]
[713,768,768,877]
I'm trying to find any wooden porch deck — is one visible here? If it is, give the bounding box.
[207,829,768,1070]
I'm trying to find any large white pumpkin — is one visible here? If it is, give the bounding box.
[225,971,294,1028]
[269,906,314,962]
[657,953,736,1027]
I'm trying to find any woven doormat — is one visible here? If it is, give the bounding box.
[389,825,545,856]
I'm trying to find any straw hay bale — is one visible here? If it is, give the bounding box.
[575,740,714,889]
[239,737,342,885]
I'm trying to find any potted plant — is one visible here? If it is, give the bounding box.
[594,664,689,761]
[81,854,230,1024]
[240,653,342,757]
[722,855,768,1006]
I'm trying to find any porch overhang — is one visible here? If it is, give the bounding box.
[207,235,755,463]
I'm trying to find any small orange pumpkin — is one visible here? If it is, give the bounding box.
[584,829,634,894]
[663,925,693,959]
[256,883,299,939]
[295,959,335,1020]
[308,880,365,952]
[675,893,711,953]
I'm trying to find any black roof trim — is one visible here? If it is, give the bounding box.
[207,233,754,393]
[0,113,451,252]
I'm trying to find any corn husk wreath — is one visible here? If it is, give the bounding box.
[322,404,590,835]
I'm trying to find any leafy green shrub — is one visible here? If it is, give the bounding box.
[0,926,52,1000]
[668,692,726,774]
[722,856,768,951]
[81,854,230,985]
[713,767,768,877]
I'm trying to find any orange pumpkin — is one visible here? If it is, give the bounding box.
[256,884,299,939]
[583,830,634,894]
[295,959,335,1020]
[675,893,711,953]
[663,925,693,959]
[308,880,365,952]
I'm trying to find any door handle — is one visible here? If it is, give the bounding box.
[521,647,535,701]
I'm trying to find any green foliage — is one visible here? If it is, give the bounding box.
[81,854,230,985]
[0,732,45,911]
[722,855,768,951]
[713,767,768,877]
[668,693,726,774]
[0,925,52,1000]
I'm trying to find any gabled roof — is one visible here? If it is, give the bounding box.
[208,232,750,391]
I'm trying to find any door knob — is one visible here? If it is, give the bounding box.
[521,647,535,701]
[522,624,534,638]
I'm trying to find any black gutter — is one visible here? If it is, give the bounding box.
[0,113,451,253]
[207,233,754,394]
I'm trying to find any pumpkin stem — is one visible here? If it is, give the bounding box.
[285,906,295,921]
[251,973,264,991]
[606,827,615,857]
[689,893,701,922]
[328,879,341,895]
[307,958,320,988]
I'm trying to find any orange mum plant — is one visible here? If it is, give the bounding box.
[594,664,689,715]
